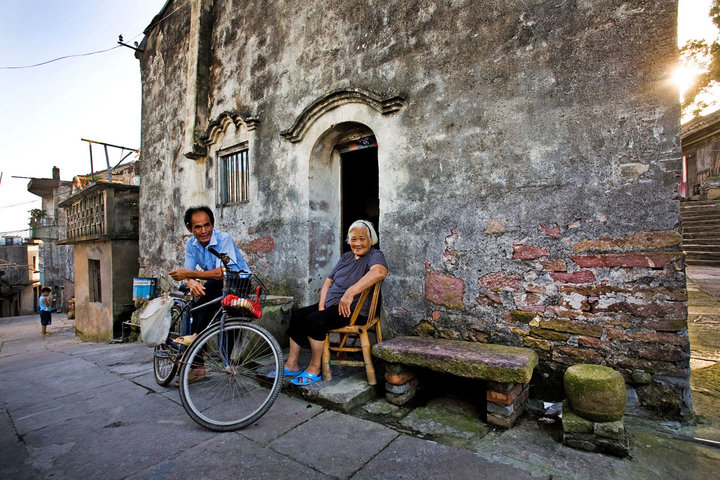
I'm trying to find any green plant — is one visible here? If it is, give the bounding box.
[29,208,46,224]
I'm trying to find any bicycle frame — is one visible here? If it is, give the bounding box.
[172,295,234,367]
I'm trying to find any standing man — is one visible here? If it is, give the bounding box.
[169,207,250,378]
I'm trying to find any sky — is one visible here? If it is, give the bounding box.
[0,0,717,238]
[0,0,166,237]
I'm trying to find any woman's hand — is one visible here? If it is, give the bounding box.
[338,290,354,317]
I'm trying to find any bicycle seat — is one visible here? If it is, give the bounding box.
[169,284,191,298]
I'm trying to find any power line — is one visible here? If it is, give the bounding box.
[0,0,189,71]
[0,200,39,209]
[0,45,122,70]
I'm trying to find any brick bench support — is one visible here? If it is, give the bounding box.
[372,336,538,428]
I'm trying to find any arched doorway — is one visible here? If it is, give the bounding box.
[339,135,379,252]
[307,122,379,293]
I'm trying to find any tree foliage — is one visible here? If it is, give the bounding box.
[681,0,720,116]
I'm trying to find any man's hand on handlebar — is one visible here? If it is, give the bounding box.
[169,269,206,297]
[184,279,206,297]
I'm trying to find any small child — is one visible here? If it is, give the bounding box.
[39,287,53,336]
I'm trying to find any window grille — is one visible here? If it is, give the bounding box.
[88,259,101,303]
[219,148,249,204]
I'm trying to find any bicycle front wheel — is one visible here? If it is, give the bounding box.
[178,321,284,431]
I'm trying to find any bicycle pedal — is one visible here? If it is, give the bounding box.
[154,350,171,359]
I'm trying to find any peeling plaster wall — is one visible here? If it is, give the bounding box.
[137,0,687,417]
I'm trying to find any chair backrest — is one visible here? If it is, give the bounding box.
[346,282,382,327]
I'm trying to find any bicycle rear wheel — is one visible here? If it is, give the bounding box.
[178,320,284,431]
[153,303,184,385]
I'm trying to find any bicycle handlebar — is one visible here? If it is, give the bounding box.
[207,246,249,274]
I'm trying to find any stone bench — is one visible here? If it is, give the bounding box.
[372,336,538,428]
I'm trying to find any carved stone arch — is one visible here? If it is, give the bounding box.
[280,88,405,143]
[186,111,260,159]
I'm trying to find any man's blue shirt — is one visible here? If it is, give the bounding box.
[184,229,250,273]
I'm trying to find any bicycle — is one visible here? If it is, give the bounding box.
[152,250,284,431]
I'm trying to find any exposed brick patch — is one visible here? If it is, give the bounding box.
[526,284,547,294]
[539,224,561,238]
[558,285,687,302]
[243,236,275,253]
[504,310,538,324]
[513,244,550,260]
[522,336,552,351]
[540,259,567,272]
[485,219,507,234]
[614,357,687,377]
[442,229,459,266]
[476,292,503,305]
[518,305,546,313]
[478,272,522,292]
[425,272,465,310]
[552,345,605,365]
[625,330,689,346]
[572,231,683,253]
[539,318,603,337]
[578,335,604,350]
[640,317,688,332]
[594,301,686,318]
[386,372,417,385]
[487,383,523,405]
[570,252,682,269]
[550,270,596,284]
[637,346,685,362]
[529,327,569,341]
[545,306,597,320]
[517,292,542,305]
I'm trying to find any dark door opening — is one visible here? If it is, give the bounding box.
[340,138,379,253]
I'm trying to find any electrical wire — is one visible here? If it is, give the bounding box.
[0,45,122,70]
[0,0,188,71]
[0,200,40,209]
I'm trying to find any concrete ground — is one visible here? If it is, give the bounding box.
[1,267,719,479]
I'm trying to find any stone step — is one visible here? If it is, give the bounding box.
[682,225,720,234]
[685,258,720,266]
[685,250,720,260]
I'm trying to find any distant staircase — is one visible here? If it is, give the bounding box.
[680,199,720,267]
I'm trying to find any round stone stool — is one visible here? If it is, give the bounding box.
[564,364,626,422]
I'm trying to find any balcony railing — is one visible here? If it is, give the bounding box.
[59,183,139,243]
[29,217,58,241]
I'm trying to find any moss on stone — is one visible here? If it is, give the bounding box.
[522,336,552,351]
[413,320,437,337]
[530,327,570,341]
[509,310,537,324]
[564,364,626,422]
[373,336,538,383]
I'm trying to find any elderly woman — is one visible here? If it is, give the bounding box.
[274,220,388,386]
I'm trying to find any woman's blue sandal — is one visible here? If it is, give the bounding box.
[291,371,321,386]
[267,368,304,379]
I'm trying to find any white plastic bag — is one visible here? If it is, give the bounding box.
[139,296,173,347]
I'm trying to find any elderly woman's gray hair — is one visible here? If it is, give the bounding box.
[346,220,379,245]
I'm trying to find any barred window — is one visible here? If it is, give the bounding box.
[89,259,101,303]
[219,148,249,204]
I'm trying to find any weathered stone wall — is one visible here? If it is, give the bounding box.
[137,0,687,417]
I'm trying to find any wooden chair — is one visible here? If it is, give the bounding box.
[321,282,383,385]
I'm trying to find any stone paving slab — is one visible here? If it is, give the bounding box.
[20,389,214,480]
[270,410,399,478]
[352,433,544,480]
[238,393,325,445]
[127,432,333,480]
